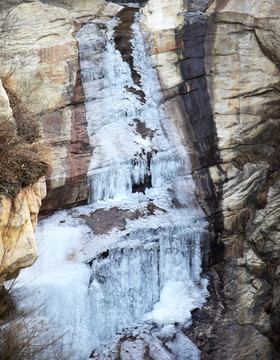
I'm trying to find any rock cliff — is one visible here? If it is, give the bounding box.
[0,0,280,358]
[190,2,280,359]
[140,0,280,358]
[0,0,93,211]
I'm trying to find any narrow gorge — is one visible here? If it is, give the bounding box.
[0,0,280,359]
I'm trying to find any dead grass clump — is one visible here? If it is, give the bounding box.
[0,82,50,194]
[0,143,49,194]
[4,85,40,144]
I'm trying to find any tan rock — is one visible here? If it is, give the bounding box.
[141,0,185,91]
[40,0,122,19]
[142,0,185,31]
[0,177,46,281]
[208,0,279,17]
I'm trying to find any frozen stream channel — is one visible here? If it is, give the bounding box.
[14,9,208,360]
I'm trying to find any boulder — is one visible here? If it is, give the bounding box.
[0,178,46,281]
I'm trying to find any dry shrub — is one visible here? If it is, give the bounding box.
[0,116,17,148]
[0,82,50,194]
[0,316,67,360]
[0,284,72,360]
[0,143,49,194]
[0,286,15,319]
[3,85,41,144]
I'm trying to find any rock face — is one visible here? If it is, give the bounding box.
[0,178,46,281]
[199,2,280,359]
[0,75,47,281]
[0,0,91,211]
[140,0,280,358]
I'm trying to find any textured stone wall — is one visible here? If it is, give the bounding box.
[141,0,280,358]
[198,2,280,358]
[0,0,92,211]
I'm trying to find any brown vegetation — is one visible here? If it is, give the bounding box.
[0,283,71,360]
[0,82,50,195]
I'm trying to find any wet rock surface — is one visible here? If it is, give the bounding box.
[80,207,142,235]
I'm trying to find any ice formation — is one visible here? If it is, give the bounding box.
[13,11,208,360]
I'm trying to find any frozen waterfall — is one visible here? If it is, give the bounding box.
[12,10,208,360]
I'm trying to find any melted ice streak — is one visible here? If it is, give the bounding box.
[15,15,208,360]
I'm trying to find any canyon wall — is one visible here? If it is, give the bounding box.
[0,0,280,358]
[0,0,93,212]
[189,2,280,359]
[141,0,280,358]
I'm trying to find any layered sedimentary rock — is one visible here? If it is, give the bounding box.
[198,2,280,359]
[140,0,280,358]
[0,0,92,210]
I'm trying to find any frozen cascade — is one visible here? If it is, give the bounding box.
[12,10,209,360]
